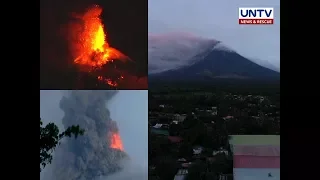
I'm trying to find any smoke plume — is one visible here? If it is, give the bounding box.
[47,90,129,180]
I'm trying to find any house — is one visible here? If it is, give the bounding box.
[213,148,229,156]
[161,124,170,129]
[150,128,169,136]
[223,116,234,120]
[153,123,162,128]
[212,111,218,116]
[192,146,204,155]
[159,104,165,108]
[219,174,233,180]
[181,162,192,168]
[174,114,187,122]
[206,157,216,163]
[177,158,187,162]
[168,136,183,144]
[229,135,280,180]
[229,135,280,152]
[174,169,188,180]
[172,120,179,124]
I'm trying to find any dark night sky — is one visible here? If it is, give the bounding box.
[40,0,148,86]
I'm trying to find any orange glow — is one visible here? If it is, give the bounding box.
[70,5,128,80]
[97,75,123,87]
[110,132,124,151]
[67,5,147,88]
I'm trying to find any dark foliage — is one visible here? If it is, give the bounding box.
[148,82,280,180]
[40,118,85,172]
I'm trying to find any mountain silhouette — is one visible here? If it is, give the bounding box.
[149,42,280,82]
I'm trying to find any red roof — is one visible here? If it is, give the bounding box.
[233,145,280,156]
[168,136,183,143]
[234,155,280,168]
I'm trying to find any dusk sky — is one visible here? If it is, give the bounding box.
[148,0,280,68]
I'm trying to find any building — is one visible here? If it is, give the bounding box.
[229,135,280,180]
[174,169,188,180]
[150,127,169,136]
[174,114,187,122]
[229,135,280,152]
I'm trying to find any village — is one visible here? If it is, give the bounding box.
[148,89,280,180]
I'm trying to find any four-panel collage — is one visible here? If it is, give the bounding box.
[40,0,280,180]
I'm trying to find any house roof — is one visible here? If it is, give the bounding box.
[234,156,280,168]
[174,174,186,180]
[229,135,280,146]
[151,128,169,136]
[234,168,280,179]
[168,136,183,143]
[233,145,280,156]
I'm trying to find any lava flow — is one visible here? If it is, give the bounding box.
[110,132,124,151]
[70,5,128,87]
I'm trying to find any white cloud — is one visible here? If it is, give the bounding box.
[148,0,280,69]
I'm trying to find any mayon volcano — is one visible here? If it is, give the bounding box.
[40,90,147,180]
[148,33,280,81]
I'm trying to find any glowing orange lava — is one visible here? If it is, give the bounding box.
[110,132,124,151]
[71,5,127,69]
[97,75,124,87]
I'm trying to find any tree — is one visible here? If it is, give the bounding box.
[40,118,85,172]
[186,160,207,180]
[169,123,182,136]
[155,156,178,180]
[178,142,193,158]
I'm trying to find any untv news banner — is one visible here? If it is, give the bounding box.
[238,7,274,25]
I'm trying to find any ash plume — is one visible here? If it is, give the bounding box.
[49,90,129,180]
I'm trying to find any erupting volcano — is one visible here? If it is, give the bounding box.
[72,5,127,68]
[69,5,131,87]
[47,91,129,180]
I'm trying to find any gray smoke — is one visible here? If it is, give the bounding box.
[48,90,129,180]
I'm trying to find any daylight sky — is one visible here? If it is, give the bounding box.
[107,90,148,169]
[148,0,280,68]
[40,90,148,179]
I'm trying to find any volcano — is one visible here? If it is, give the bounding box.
[68,5,147,89]
[40,4,147,89]
[148,33,280,83]
[47,91,129,180]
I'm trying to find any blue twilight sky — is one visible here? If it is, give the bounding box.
[148,0,280,68]
[40,90,148,179]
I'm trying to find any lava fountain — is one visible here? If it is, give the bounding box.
[69,5,129,87]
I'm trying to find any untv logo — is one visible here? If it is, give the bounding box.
[238,7,274,25]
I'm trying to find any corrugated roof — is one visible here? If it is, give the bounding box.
[234,168,280,180]
[233,145,280,156]
[174,174,186,180]
[234,156,280,168]
[174,169,188,180]
[229,135,280,146]
[168,136,183,143]
[151,128,169,136]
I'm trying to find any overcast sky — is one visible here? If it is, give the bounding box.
[107,90,148,168]
[148,0,280,68]
[40,90,148,179]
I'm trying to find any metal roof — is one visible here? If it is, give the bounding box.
[229,135,280,146]
[174,175,186,180]
[151,128,169,136]
[233,145,280,156]
[174,169,188,180]
[234,168,280,180]
[234,156,280,168]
